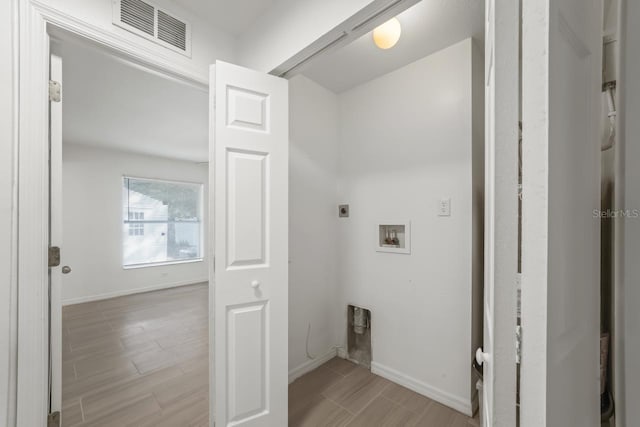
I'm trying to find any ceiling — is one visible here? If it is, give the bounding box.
[171,0,277,37]
[60,40,208,162]
[298,0,485,93]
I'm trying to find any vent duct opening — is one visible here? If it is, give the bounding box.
[113,0,191,57]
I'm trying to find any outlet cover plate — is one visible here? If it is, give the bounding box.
[438,197,451,216]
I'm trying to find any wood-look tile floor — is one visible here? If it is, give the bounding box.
[289,358,480,427]
[61,283,209,426]
[63,284,478,427]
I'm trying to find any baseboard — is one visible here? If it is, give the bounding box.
[371,361,473,416]
[288,348,338,384]
[62,278,208,306]
[337,347,348,359]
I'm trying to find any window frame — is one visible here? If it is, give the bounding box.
[122,175,204,269]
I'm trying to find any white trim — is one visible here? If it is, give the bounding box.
[61,279,208,306]
[123,258,204,269]
[288,348,338,384]
[32,0,206,86]
[16,3,50,425]
[482,0,520,426]
[371,361,474,417]
[207,64,216,427]
[520,2,550,426]
[6,0,20,424]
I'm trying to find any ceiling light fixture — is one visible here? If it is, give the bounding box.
[373,17,401,50]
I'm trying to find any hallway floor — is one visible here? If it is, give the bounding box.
[61,283,209,426]
[290,358,479,426]
[61,284,478,426]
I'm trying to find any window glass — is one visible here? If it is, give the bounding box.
[122,177,203,267]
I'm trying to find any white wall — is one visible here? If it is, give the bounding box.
[334,39,482,414]
[41,0,236,81]
[61,144,208,304]
[0,1,17,424]
[620,0,640,423]
[288,75,341,379]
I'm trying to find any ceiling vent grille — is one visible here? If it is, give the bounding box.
[120,0,154,36]
[157,10,187,51]
[113,0,191,57]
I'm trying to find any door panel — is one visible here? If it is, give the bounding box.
[227,302,268,422]
[226,150,267,267]
[482,0,519,426]
[211,61,288,427]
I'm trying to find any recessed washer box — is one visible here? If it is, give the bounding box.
[376,221,411,254]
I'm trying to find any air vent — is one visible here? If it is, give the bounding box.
[120,0,154,36]
[157,10,186,51]
[113,0,191,56]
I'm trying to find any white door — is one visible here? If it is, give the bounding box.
[49,53,63,417]
[480,0,519,426]
[521,0,602,425]
[211,61,289,427]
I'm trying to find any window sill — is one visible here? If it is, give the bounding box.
[123,258,204,270]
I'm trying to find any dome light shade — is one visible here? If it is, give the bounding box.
[373,18,401,50]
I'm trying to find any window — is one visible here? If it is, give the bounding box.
[122,176,203,267]
[128,212,145,236]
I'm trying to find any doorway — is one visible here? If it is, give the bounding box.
[283,1,491,425]
[49,31,210,425]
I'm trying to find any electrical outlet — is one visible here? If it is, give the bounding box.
[438,197,451,216]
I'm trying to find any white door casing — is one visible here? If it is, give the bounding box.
[210,61,289,427]
[481,0,519,426]
[15,3,204,424]
[521,0,602,425]
[49,53,63,417]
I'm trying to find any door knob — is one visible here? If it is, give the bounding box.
[251,280,260,289]
[61,266,72,274]
[475,348,490,366]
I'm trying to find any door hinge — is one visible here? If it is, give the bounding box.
[515,325,522,364]
[47,411,60,427]
[49,80,61,102]
[48,246,61,268]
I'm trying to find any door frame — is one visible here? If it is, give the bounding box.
[15,1,209,425]
[520,0,603,425]
[482,0,520,425]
